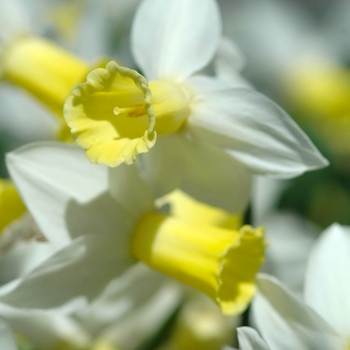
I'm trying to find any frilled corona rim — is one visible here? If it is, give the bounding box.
[64,60,157,167]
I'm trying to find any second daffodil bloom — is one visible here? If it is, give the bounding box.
[7,142,266,316]
[64,0,328,212]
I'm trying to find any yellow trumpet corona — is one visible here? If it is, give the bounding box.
[132,212,265,316]
[64,61,191,166]
[1,36,89,117]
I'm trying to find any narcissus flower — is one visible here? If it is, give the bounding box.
[0,0,328,212]
[64,0,328,212]
[7,142,266,316]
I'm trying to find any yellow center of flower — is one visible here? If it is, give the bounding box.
[64,61,191,166]
[131,212,265,315]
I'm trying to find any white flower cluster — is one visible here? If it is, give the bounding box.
[0,0,348,349]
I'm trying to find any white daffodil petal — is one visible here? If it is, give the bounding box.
[178,138,252,214]
[216,37,246,72]
[305,224,350,340]
[140,132,252,213]
[214,37,252,89]
[76,264,180,334]
[109,165,155,221]
[0,303,88,349]
[260,212,318,295]
[188,74,236,94]
[6,142,109,250]
[237,327,270,350]
[253,274,343,350]
[0,239,55,284]
[131,0,221,81]
[188,88,329,178]
[0,232,134,309]
[91,266,181,350]
[0,317,17,350]
[137,134,186,198]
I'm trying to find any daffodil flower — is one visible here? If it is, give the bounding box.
[0,181,181,349]
[245,224,350,350]
[7,142,266,316]
[0,0,328,213]
[64,0,328,213]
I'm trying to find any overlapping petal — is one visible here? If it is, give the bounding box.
[0,238,55,283]
[214,37,252,88]
[6,142,111,249]
[4,142,138,309]
[0,302,88,349]
[304,224,350,340]
[237,327,270,350]
[187,88,329,178]
[0,232,134,309]
[253,274,343,350]
[131,0,221,81]
[109,165,155,221]
[85,265,181,349]
[140,132,252,213]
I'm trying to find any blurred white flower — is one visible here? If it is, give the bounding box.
[158,294,240,350]
[219,0,333,94]
[247,224,350,350]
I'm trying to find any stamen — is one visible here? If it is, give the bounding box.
[113,107,120,116]
[113,103,146,118]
